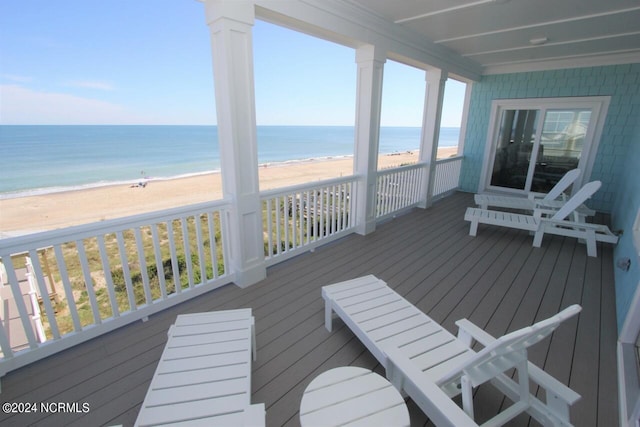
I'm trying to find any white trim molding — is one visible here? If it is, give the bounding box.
[478,96,610,196]
[618,283,640,427]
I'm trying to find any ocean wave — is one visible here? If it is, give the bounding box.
[0,170,224,200]
[0,149,432,200]
[1,125,458,199]
[0,156,351,199]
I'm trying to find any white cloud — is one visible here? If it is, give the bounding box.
[0,84,150,124]
[1,74,33,84]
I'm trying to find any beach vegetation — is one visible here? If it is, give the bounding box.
[20,212,227,339]
[12,195,348,340]
[262,191,351,257]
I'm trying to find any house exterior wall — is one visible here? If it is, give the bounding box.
[459,63,640,214]
[612,118,640,332]
[459,63,640,331]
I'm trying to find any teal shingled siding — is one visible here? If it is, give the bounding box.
[459,63,640,331]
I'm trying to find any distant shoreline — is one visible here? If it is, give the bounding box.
[0,125,461,196]
[0,153,356,201]
[0,148,457,237]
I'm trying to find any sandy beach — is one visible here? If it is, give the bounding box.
[0,147,457,235]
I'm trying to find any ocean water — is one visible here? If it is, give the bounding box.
[0,125,459,198]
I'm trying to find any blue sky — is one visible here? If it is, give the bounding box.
[0,1,466,127]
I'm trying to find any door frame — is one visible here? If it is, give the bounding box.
[479,96,611,195]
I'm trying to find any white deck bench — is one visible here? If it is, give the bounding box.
[135,309,264,427]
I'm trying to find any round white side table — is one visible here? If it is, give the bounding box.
[300,366,410,426]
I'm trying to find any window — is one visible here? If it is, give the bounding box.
[480,97,610,195]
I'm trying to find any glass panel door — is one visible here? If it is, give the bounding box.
[482,96,609,197]
[532,109,591,193]
[490,109,538,190]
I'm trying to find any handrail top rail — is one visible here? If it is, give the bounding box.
[259,175,360,199]
[377,161,427,174]
[434,154,464,165]
[0,199,232,256]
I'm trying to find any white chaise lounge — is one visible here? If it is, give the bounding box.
[135,309,265,427]
[474,169,595,221]
[322,275,582,427]
[466,180,618,257]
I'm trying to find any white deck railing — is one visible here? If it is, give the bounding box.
[376,163,427,220]
[261,176,358,266]
[433,155,463,200]
[0,200,232,376]
[0,157,463,377]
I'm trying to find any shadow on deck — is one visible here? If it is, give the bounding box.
[0,192,618,427]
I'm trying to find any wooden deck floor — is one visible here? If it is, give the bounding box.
[0,192,618,427]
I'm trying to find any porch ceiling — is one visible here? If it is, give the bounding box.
[347,0,640,74]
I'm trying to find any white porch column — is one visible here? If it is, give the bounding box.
[419,68,448,208]
[354,45,386,235]
[204,0,265,287]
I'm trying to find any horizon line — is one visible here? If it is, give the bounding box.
[0,123,462,128]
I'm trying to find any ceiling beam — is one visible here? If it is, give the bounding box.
[434,6,640,44]
[394,0,503,24]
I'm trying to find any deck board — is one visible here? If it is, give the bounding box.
[0,192,618,427]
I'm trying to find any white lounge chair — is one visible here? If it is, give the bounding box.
[475,169,595,222]
[322,275,582,427]
[465,180,618,257]
[135,309,265,427]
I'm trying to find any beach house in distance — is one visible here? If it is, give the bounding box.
[0,0,638,426]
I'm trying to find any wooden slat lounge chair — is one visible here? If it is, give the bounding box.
[474,169,595,221]
[135,309,265,427]
[465,180,618,257]
[322,275,582,427]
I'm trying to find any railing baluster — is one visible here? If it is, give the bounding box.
[275,196,282,255]
[115,232,136,312]
[312,190,318,240]
[266,199,273,258]
[382,174,390,216]
[207,212,218,279]
[23,257,46,343]
[219,209,230,275]
[75,240,102,325]
[54,244,82,332]
[27,250,60,339]
[2,256,37,349]
[340,183,346,229]
[305,190,311,245]
[134,228,153,305]
[166,220,181,295]
[320,188,325,238]
[287,196,291,250]
[394,172,401,212]
[0,311,13,358]
[0,254,15,354]
[150,224,167,299]
[292,195,297,249]
[299,192,304,247]
[195,214,207,285]
[97,235,119,318]
[384,173,389,216]
[332,186,338,232]
[348,183,352,228]
[181,217,194,289]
